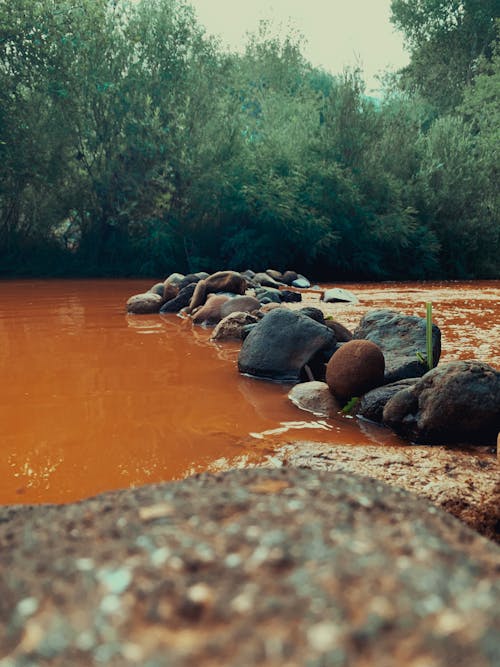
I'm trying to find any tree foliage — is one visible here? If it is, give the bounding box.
[390,0,499,110]
[0,0,498,279]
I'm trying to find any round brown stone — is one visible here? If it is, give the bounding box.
[326,339,385,401]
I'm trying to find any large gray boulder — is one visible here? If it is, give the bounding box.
[238,308,336,383]
[354,309,441,383]
[383,360,500,445]
[0,468,498,667]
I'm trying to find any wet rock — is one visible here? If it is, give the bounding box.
[160,283,197,313]
[358,378,419,423]
[220,295,261,318]
[322,287,359,304]
[326,339,385,402]
[238,308,336,383]
[253,272,283,289]
[126,292,163,314]
[292,274,311,288]
[354,309,441,383]
[383,360,500,445]
[288,381,342,417]
[0,468,498,667]
[192,295,230,326]
[211,312,259,341]
[324,319,353,342]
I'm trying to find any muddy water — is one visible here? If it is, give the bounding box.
[0,280,498,504]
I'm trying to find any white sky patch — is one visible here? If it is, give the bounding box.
[189,0,410,92]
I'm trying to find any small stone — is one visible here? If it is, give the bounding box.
[187,583,214,605]
[16,597,39,617]
[307,622,341,652]
[139,503,174,521]
[288,381,341,418]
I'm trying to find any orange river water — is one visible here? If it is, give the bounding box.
[0,279,498,504]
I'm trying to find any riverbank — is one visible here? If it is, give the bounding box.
[0,279,498,505]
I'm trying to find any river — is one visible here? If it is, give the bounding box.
[0,279,498,504]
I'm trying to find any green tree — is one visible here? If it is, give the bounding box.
[391,0,499,110]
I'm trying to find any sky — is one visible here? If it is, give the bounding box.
[189,0,409,93]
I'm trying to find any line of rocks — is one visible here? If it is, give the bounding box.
[127,268,500,449]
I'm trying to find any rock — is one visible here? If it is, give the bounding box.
[126,292,163,314]
[242,269,256,280]
[160,282,197,313]
[354,309,441,383]
[281,270,298,285]
[162,281,179,301]
[324,319,353,342]
[288,381,342,417]
[147,282,166,297]
[279,289,302,303]
[255,287,282,303]
[192,294,230,326]
[326,339,385,402]
[322,287,359,304]
[0,468,498,667]
[357,378,420,423]
[264,445,500,543]
[253,272,283,289]
[241,323,258,339]
[383,360,500,445]
[238,308,336,383]
[258,302,283,314]
[163,272,185,287]
[177,272,204,291]
[187,271,247,313]
[265,269,283,282]
[292,274,311,288]
[211,312,259,341]
[298,307,325,324]
[220,295,261,318]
